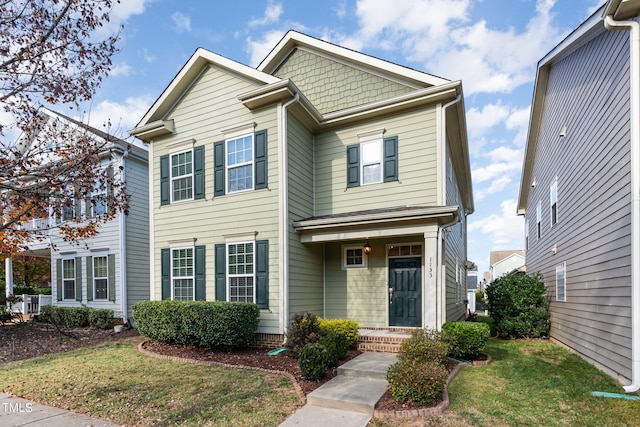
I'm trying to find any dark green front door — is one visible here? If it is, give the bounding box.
[389,257,421,327]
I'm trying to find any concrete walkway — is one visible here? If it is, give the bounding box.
[0,393,121,427]
[279,352,397,427]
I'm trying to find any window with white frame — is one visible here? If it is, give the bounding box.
[360,139,383,185]
[61,184,75,222]
[91,179,107,217]
[556,262,566,302]
[227,134,254,193]
[343,246,366,269]
[172,248,194,300]
[171,150,193,202]
[550,178,558,226]
[93,255,108,300]
[228,242,255,302]
[62,258,75,300]
[536,200,542,239]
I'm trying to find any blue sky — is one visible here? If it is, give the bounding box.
[81,0,603,275]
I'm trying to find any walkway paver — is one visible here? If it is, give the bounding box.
[0,393,121,427]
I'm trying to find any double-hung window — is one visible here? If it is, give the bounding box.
[226,134,254,193]
[228,242,254,302]
[550,178,558,226]
[91,181,107,217]
[171,150,193,202]
[172,247,194,300]
[93,255,108,300]
[536,200,542,239]
[62,258,76,300]
[361,139,382,185]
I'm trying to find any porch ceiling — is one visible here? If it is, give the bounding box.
[293,205,460,243]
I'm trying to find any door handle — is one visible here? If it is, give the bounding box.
[388,287,393,304]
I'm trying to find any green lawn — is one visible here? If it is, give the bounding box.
[0,338,301,426]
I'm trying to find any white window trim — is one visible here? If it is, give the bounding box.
[61,256,76,301]
[226,241,256,303]
[225,133,255,194]
[556,262,566,302]
[536,200,542,240]
[170,149,194,203]
[360,139,383,185]
[93,254,109,301]
[171,246,195,301]
[343,245,367,269]
[550,177,558,227]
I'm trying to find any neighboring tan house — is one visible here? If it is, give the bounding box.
[489,250,525,281]
[4,108,150,323]
[130,30,474,342]
[518,0,640,389]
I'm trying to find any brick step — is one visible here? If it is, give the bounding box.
[357,341,402,353]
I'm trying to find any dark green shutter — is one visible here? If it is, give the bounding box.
[383,136,398,182]
[108,254,116,302]
[75,257,82,301]
[161,248,171,300]
[215,244,226,301]
[255,240,269,309]
[195,245,206,300]
[214,141,225,196]
[194,145,205,199]
[346,144,360,188]
[56,259,62,301]
[85,196,91,219]
[160,155,170,205]
[74,196,82,218]
[86,256,93,301]
[254,130,268,190]
[106,166,114,214]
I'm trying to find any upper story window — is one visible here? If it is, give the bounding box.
[171,150,193,202]
[361,139,382,185]
[91,178,107,217]
[536,200,542,239]
[550,178,558,226]
[525,219,529,250]
[227,134,254,193]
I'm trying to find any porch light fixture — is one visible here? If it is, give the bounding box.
[363,239,372,255]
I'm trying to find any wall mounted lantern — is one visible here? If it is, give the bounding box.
[363,239,372,255]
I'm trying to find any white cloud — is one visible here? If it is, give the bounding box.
[141,48,156,63]
[97,0,151,35]
[249,1,283,27]
[85,96,153,136]
[110,63,133,77]
[466,102,510,139]
[171,12,192,33]
[468,199,524,248]
[474,175,512,200]
[334,0,348,20]
[506,106,531,147]
[246,30,287,67]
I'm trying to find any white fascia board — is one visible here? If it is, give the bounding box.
[258,30,450,88]
[133,48,279,130]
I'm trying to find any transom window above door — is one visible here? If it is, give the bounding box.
[388,244,422,257]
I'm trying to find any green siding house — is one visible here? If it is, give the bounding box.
[130,31,474,340]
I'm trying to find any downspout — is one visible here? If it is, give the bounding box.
[279,93,299,338]
[118,150,129,324]
[604,9,640,393]
[436,94,462,329]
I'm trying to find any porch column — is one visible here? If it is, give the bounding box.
[5,257,13,298]
[424,228,438,329]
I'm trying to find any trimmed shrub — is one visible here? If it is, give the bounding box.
[88,308,114,329]
[442,321,490,359]
[397,328,448,366]
[298,343,330,381]
[486,272,550,338]
[39,305,92,328]
[319,332,349,366]
[285,311,320,356]
[318,318,360,347]
[132,300,260,349]
[387,360,448,405]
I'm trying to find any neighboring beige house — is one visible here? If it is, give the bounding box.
[5,108,150,323]
[518,0,640,389]
[131,30,474,341]
[489,250,525,281]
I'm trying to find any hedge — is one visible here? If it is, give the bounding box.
[317,318,360,347]
[442,321,490,359]
[132,300,260,349]
[39,305,114,329]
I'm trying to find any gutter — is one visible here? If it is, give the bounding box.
[279,93,299,338]
[604,4,640,393]
[118,150,129,324]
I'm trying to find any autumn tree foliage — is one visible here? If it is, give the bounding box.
[0,0,129,257]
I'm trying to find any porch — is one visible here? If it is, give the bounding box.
[8,294,53,317]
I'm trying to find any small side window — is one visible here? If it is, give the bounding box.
[343,246,367,269]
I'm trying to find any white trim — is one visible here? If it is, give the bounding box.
[167,138,195,154]
[360,139,383,185]
[61,256,76,301]
[169,238,197,248]
[224,231,258,243]
[550,177,558,227]
[342,245,367,269]
[226,241,256,304]
[555,262,566,302]
[225,132,255,194]
[92,254,109,301]
[357,129,385,142]
[222,122,256,140]
[170,246,195,301]
[170,148,195,203]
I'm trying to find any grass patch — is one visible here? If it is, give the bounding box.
[0,338,300,426]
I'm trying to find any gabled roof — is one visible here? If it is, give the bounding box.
[130,48,280,139]
[258,30,449,89]
[490,250,525,266]
[517,6,606,214]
